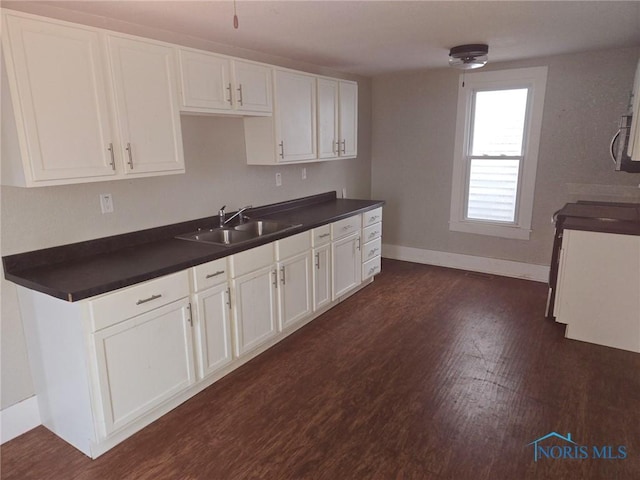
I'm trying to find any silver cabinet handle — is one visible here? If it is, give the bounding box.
[369,248,379,256]
[369,215,380,222]
[368,231,379,239]
[186,302,193,326]
[319,233,330,238]
[226,83,233,105]
[126,142,133,169]
[368,267,376,275]
[205,270,225,279]
[333,140,338,155]
[107,143,115,170]
[280,266,286,285]
[237,84,243,106]
[272,269,278,288]
[341,139,346,154]
[226,287,231,310]
[136,293,161,305]
[315,252,320,269]
[278,141,284,159]
[356,237,361,251]
[342,225,353,231]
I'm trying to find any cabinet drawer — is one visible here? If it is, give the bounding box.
[363,207,383,227]
[362,256,382,280]
[89,271,190,331]
[192,258,227,292]
[362,238,382,262]
[312,224,331,247]
[275,231,311,260]
[228,243,274,278]
[363,222,382,243]
[331,215,361,240]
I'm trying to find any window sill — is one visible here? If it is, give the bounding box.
[449,220,531,240]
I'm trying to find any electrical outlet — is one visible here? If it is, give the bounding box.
[100,194,114,214]
[301,168,307,180]
[342,188,347,198]
[275,172,282,187]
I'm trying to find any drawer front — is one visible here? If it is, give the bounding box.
[331,215,362,240]
[363,207,383,227]
[192,258,228,292]
[312,224,331,247]
[363,222,382,243]
[362,256,382,280]
[229,243,274,278]
[362,238,382,262]
[275,231,311,260]
[90,271,190,331]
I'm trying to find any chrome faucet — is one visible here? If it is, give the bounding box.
[218,205,226,225]
[223,205,253,226]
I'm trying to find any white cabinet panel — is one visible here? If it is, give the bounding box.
[178,49,232,111]
[557,230,640,352]
[339,80,358,158]
[278,251,312,329]
[232,265,278,356]
[274,70,317,162]
[193,283,233,379]
[317,78,339,159]
[313,243,331,311]
[107,34,184,175]
[93,298,195,435]
[233,60,272,114]
[332,231,361,300]
[3,13,116,184]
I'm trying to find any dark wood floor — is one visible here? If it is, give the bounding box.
[2,259,639,479]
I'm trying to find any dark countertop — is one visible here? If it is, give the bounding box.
[3,192,384,302]
[554,201,640,236]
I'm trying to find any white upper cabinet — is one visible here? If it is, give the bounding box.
[177,51,272,116]
[2,13,117,186]
[317,78,339,159]
[339,80,358,158]
[274,69,317,162]
[178,49,233,112]
[232,60,273,114]
[107,34,184,175]
[317,78,358,160]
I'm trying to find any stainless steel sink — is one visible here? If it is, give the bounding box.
[232,220,297,236]
[175,220,301,246]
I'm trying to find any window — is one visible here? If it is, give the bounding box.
[449,67,548,240]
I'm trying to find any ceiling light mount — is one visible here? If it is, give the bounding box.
[448,44,489,70]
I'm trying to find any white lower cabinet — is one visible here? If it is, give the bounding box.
[93,298,196,435]
[16,208,382,459]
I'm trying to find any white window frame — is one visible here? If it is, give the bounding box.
[449,66,548,240]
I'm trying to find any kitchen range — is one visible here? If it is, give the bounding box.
[2,192,384,458]
[547,201,640,353]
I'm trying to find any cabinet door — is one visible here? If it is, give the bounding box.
[92,298,195,435]
[332,232,362,300]
[107,34,185,175]
[313,244,332,311]
[232,265,278,356]
[339,81,358,158]
[317,78,339,159]
[193,283,233,379]
[233,60,272,114]
[274,70,316,162]
[178,49,232,112]
[3,14,116,183]
[278,252,312,330]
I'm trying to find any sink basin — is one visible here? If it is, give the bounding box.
[175,220,302,246]
[233,220,298,236]
[176,228,254,246]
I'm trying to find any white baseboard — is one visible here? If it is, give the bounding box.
[382,244,550,283]
[1,395,41,444]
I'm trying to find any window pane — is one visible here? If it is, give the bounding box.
[467,158,520,222]
[471,89,528,156]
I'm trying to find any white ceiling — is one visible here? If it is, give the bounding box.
[8,1,640,76]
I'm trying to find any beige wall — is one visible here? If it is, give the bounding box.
[0,5,372,410]
[372,47,640,266]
